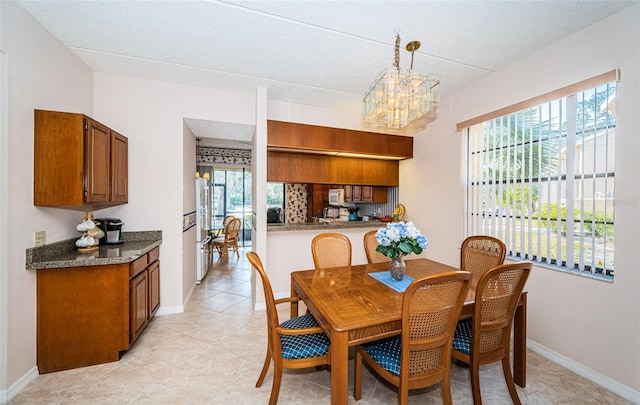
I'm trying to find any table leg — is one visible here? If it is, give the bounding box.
[329,331,349,405]
[290,281,299,319]
[513,292,527,387]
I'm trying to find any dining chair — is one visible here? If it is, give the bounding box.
[206,215,235,256]
[363,230,390,264]
[211,217,241,259]
[451,262,532,405]
[311,232,352,269]
[354,271,472,405]
[246,252,330,405]
[460,235,506,290]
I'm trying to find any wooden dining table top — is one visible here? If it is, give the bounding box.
[290,258,475,337]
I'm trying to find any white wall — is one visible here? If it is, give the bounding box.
[93,74,257,313]
[182,122,197,301]
[251,87,267,305]
[266,226,382,300]
[401,5,640,398]
[268,99,363,130]
[0,2,94,397]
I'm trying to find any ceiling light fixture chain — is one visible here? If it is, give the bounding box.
[363,34,440,131]
[393,33,401,71]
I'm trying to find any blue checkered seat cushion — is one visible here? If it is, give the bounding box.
[279,314,330,360]
[360,336,402,376]
[452,318,472,354]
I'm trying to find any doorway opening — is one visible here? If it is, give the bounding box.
[198,166,252,247]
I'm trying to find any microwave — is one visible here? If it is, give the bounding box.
[328,188,345,206]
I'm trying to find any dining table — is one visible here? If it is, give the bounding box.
[290,258,528,405]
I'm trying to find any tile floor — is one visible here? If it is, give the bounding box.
[11,248,632,404]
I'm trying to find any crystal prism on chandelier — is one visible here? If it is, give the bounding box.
[363,34,440,130]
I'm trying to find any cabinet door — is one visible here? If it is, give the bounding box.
[352,185,362,201]
[34,111,86,207]
[361,186,374,202]
[148,261,160,319]
[343,185,352,201]
[85,119,111,203]
[130,270,149,344]
[110,131,128,203]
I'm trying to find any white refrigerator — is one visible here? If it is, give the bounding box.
[196,177,211,284]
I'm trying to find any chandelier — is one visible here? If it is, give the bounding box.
[363,34,440,130]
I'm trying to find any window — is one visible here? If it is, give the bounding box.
[266,182,285,223]
[465,78,616,280]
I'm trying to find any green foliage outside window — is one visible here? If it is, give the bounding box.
[532,203,614,241]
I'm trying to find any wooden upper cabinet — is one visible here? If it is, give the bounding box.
[85,119,111,203]
[267,151,399,186]
[110,131,129,203]
[267,120,413,160]
[34,110,128,209]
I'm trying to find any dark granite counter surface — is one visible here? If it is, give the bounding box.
[26,231,162,270]
[267,220,385,232]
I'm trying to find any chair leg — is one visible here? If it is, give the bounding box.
[233,241,239,258]
[255,351,271,388]
[399,380,408,405]
[354,349,362,400]
[470,359,483,405]
[501,355,522,405]
[269,359,283,405]
[441,375,453,405]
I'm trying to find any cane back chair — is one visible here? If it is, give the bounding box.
[247,252,330,405]
[451,262,532,405]
[354,271,472,404]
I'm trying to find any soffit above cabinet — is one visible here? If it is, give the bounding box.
[267,120,413,160]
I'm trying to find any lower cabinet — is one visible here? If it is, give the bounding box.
[129,247,160,345]
[36,246,160,373]
[148,260,160,316]
[130,269,149,344]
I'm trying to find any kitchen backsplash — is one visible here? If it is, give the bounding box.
[285,184,307,224]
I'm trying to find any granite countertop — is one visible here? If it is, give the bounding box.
[267,220,386,232]
[26,231,162,270]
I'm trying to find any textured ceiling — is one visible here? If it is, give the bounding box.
[17,0,636,146]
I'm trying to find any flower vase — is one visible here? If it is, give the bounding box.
[389,256,406,281]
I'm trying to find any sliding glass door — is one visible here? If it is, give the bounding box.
[201,166,252,247]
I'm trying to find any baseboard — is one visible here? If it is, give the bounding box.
[527,339,640,404]
[155,304,184,316]
[0,366,38,404]
[184,281,195,307]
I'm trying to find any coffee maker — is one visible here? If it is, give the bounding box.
[95,218,125,245]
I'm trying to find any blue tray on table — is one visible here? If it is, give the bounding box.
[368,271,414,293]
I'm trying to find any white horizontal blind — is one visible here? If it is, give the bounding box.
[466,81,616,280]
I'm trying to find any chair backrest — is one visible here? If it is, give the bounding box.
[222,215,235,228]
[401,271,471,381]
[363,230,390,264]
[311,232,352,269]
[246,252,281,353]
[224,218,241,241]
[472,262,532,355]
[460,235,506,290]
